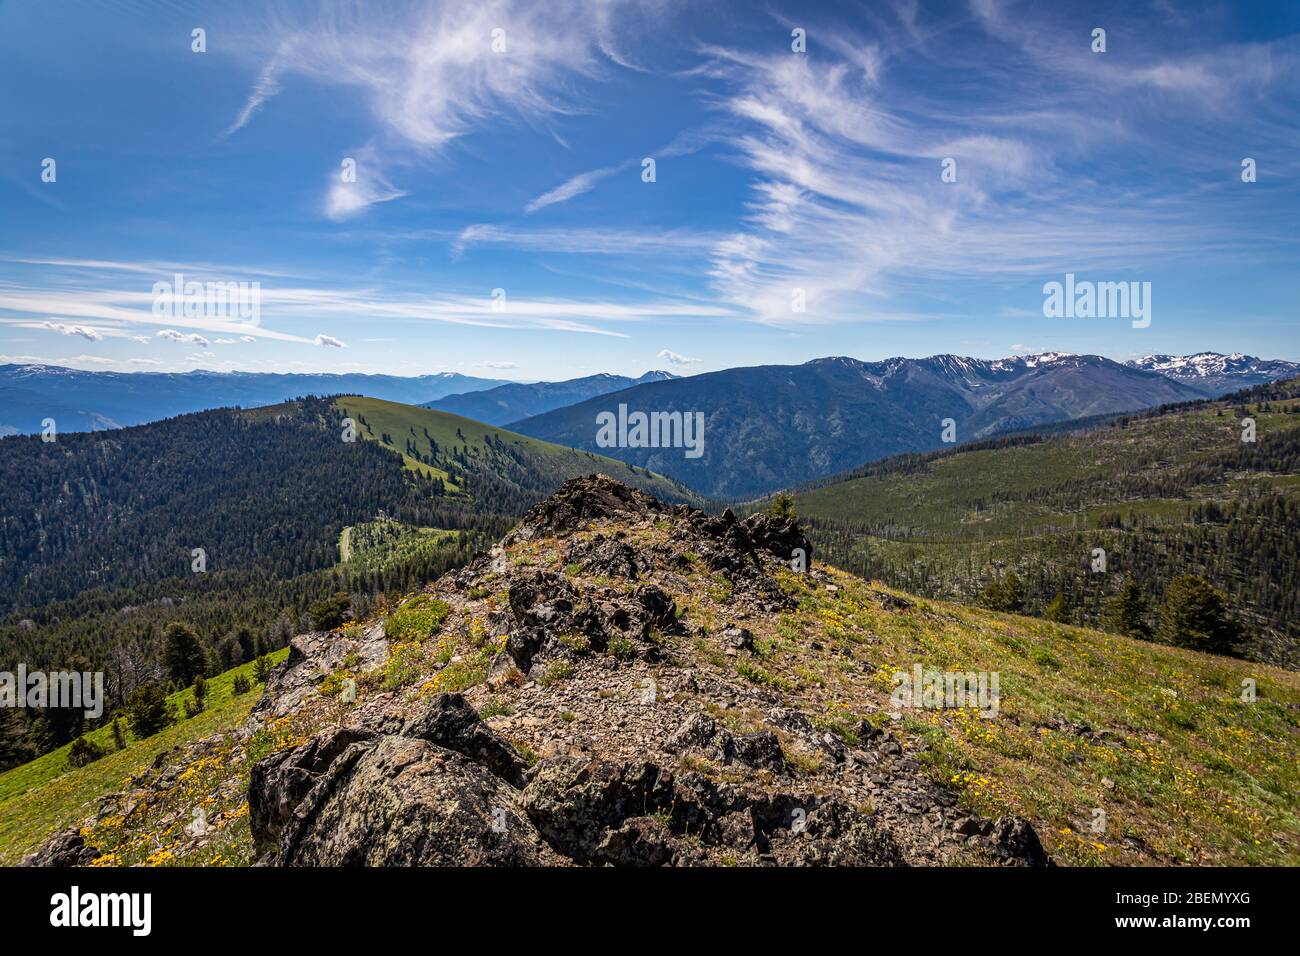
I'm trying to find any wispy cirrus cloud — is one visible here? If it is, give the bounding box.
[324,147,408,221]
[698,1,1300,325]
[225,42,291,136]
[225,1,666,219]
[524,163,626,214]
[0,258,731,348]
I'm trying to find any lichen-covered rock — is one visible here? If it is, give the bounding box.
[275,736,546,866]
[664,713,788,771]
[20,827,101,867]
[249,725,378,849]
[400,693,528,788]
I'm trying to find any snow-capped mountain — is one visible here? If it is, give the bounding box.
[1126,353,1300,397]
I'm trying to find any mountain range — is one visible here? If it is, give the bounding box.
[510,352,1211,499]
[424,370,677,425]
[4,352,1297,500]
[1126,352,1300,395]
[0,365,508,436]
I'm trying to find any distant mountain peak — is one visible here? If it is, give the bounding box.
[1126,352,1300,397]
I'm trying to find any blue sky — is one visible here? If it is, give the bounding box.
[1,0,1297,380]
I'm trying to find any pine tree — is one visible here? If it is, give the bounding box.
[1157,574,1241,656]
[1105,576,1150,638]
[766,492,797,522]
[1045,591,1070,623]
[162,621,208,684]
[125,683,172,739]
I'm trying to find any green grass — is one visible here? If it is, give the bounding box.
[795,400,1300,536]
[762,567,1300,865]
[0,648,289,866]
[332,396,691,501]
[787,395,1300,664]
[383,594,452,643]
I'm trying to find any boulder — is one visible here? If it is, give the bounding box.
[20,828,102,867]
[276,736,545,866]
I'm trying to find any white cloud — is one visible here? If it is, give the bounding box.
[325,147,408,221]
[524,164,623,214]
[657,348,700,366]
[225,43,290,135]
[158,329,211,347]
[225,1,657,219]
[697,13,1296,326]
[315,334,346,348]
[479,360,518,369]
[41,321,104,341]
[452,224,722,259]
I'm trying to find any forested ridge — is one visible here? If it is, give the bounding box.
[0,394,681,764]
[787,378,1300,667]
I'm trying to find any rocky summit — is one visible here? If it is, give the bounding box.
[27,474,1049,867]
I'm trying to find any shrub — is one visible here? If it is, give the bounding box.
[68,735,106,768]
[537,660,573,686]
[977,572,1026,614]
[384,595,452,643]
[1044,592,1070,623]
[232,673,252,695]
[111,716,128,751]
[253,654,274,684]
[308,591,353,630]
[381,643,424,691]
[125,683,173,739]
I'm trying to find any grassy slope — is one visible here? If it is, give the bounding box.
[787,394,1300,660]
[766,568,1300,865]
[3,536,1295,866]
[340,517,459,572]
[0,648,288,866]
[496,523,1300,866]
[796,399,1300,534]
[333,395,694,501]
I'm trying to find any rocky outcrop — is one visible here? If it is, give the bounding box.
[250,693,554,866]
[20,827,101,867]
[240,476,1054,867]
[26,475,1053,869]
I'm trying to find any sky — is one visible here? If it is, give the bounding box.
[1,0,1298,380]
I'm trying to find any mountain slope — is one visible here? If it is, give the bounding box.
[1128,352,1300,396]
[331,395,695,503]
[786,377,1300,666]
[427,370,677,425]
[0,364,508,435]
[11,477,1297,868]
[512,353,1204,499]
[0,396,697,674]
